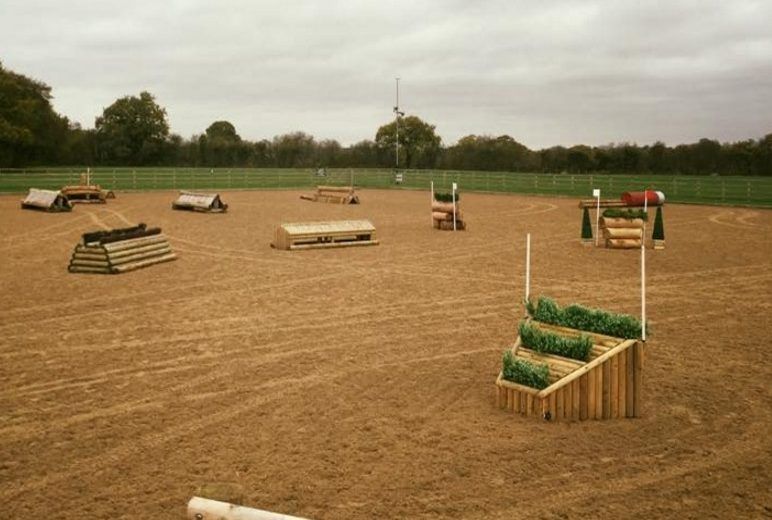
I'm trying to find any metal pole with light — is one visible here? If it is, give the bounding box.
[394,78,404,170]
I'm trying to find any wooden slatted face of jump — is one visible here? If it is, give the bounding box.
[68,224,176,274]
[272,220,378,250]
[300,185,360,204]
[21,188,73,212]
[172,191,228,213]
[495,320,643,422]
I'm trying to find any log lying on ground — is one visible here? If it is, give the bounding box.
[603,227,643,239]
[600,217,645,229]
[431,201,456,213]
[606,238,641,249]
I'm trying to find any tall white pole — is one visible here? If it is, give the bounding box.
[525,233,531,306]
[594,189,600,246]
[641,233,646,341]
[642,187,647,341]
[452,182,457,231]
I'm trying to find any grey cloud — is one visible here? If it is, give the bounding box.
[1,0,769,148]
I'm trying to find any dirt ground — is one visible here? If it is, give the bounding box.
[0,189,770,519]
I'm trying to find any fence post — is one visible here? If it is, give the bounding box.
[133,170,136,190]
[747,181,751,204]
[721,179,725,203]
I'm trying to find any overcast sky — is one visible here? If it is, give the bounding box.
[1,0,770,149]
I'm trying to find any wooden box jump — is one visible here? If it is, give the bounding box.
[272,220,378,250]
[496,320,643,421]
[68,224,177,274]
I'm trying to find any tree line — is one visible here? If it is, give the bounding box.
[2,61,770,175]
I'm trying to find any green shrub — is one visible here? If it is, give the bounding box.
[434,192,459,203]
[502,351,550,389]
[602,208,648,221]
[526,296,644,339]
[581,207,593,240]
[519,321,593,361]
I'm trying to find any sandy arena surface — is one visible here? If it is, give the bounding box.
[1,189,770,519]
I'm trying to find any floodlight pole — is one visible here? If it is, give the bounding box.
[394,78,402,170]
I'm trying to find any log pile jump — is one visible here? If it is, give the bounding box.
[61,172,115,203]
[172,191,228,213]
[580,190,666,248]
[431,183,465,231]
[21,188,72,212]
[300,185,359,204]
[68,223,176,274]
[272,220,378,250]
[601,216,644,249]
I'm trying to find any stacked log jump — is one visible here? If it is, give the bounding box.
[496,321,644,421]
[172,191,228,213]
[431,200,466,230]
[601,216,645,249]
[21,188,72,212]
[272,220,378,250]
[580,190,665,248]
[61,173,115,203]
[68,223,176,274]
[300,185,359,204]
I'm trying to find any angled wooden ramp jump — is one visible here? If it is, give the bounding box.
[172,191,228,213]
[272,220,378,250]
[68,223,176,274]
[496,321,643,421]
[21,188,72,212]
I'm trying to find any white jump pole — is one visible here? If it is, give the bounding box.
[430,181,434,227]
[641,188,647,341]
[187,497,309,520]
[593,188,601,246]
[452,182,458,231]
[525,233,531,307]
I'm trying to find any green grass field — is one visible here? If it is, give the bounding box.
[2,167,771,206]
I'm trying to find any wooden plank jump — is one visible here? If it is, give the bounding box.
[272,220,378,250]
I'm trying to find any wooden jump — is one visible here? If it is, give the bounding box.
[431,200,466,231]
[188,497,309,520]
[61,173,115,203]
[496,320,643,421]
[21,188,72,212]
[300,185,359,204]
[68,224,176,274]
[172,191,228,213]
[272,220,378,250]
[601,216,644,248]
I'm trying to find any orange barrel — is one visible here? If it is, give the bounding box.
[621,190,665,206]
